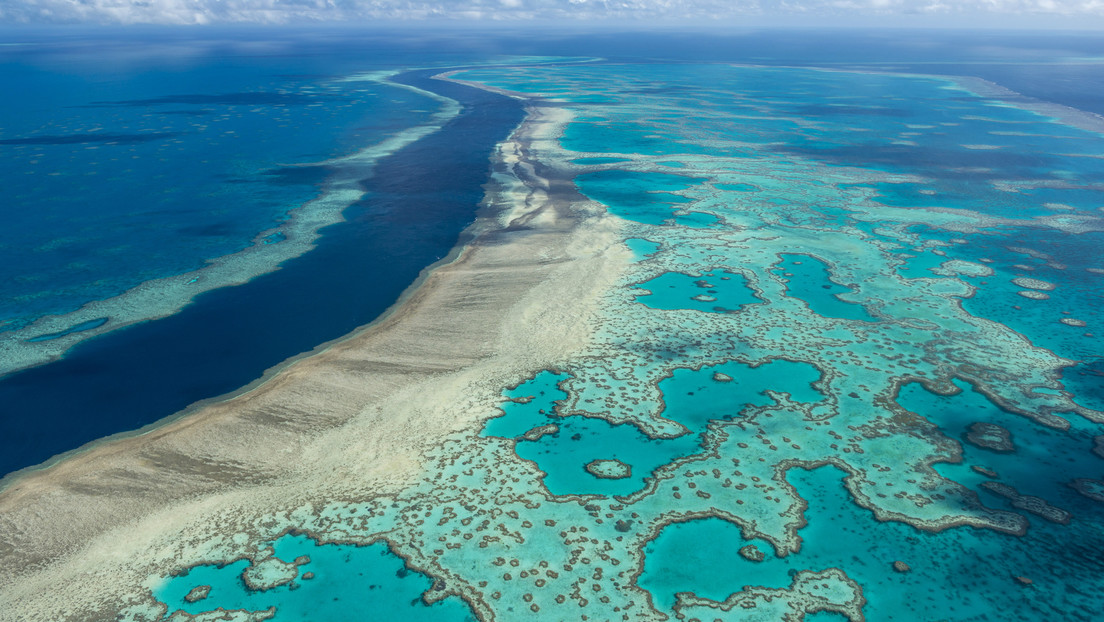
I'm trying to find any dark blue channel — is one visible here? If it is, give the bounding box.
[0,70,523,478]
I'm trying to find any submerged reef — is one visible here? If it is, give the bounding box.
[966,422,1015,453]
[3,60,1104,622]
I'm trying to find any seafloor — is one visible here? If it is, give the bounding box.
[1,55,1103,621]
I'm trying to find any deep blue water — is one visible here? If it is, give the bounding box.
[0,43,427,333]
[0,56,523,477]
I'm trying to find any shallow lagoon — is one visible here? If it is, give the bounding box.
[575,169,704,226]
[633,270,760,314]
[156,534,476,621]
[483,360,824,497]
[770,254,878,322]
[641,465,1104,620]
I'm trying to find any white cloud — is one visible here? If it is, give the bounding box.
[0,0,1102,24]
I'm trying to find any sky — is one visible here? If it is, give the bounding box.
[1,0,1103,27]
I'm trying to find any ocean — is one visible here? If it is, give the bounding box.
[0,32,525,476]
[2,28,1103,621]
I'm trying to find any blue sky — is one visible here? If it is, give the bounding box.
[1,0,1103,27]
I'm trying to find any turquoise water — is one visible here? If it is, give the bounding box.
[849,181,1068,220]
[672,210,721,228]
[563,118,724,157]
[450,59,1104,620]
[570,156,630,165]
[633,270,761,314]
[483,361,824,497]
[806,613,850,622]
[574,170,704,226]
[483,371,705,497]
[129,46,1104,622]
[625,237,662,260]
[24,317,108,342]
[481,370,569,439]
[641,465,1104,620]
[889,224,1104,381]
[658,359,823,431]
[898,379,1104,511]
[895,246,953,280]
[156,534,476,621]
[769,254,879,322]
[514,411,704,497]
[715,182,760,192]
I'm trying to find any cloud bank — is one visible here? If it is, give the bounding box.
[1,0,1103,25]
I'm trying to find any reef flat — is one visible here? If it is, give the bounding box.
[2,57,1104,622]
